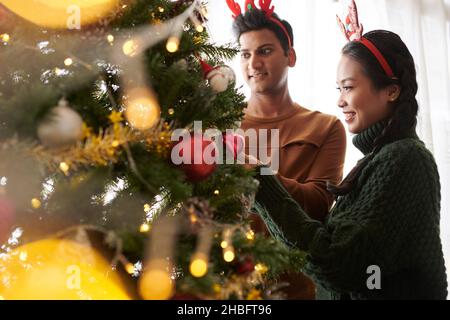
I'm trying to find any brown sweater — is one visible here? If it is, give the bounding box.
[241,104,347,221]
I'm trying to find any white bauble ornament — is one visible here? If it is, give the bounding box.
[206,65,236,93]
[207,70,228,93]
[37,98,83,148]
[216,65,236,84]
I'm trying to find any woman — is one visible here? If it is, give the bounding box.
[250,29,448,299]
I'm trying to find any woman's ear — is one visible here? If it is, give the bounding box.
[387,84,401,102]
[288,48,297,67]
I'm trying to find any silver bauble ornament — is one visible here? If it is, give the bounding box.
[37,98,83,148]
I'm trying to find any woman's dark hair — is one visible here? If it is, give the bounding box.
[232,9,294,55]
[328,30,419,196]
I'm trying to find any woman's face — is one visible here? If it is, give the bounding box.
[336,54,397,134]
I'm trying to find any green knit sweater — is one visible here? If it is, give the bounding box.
[255,121,448,299]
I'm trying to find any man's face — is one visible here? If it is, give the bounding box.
[239,29,294,95]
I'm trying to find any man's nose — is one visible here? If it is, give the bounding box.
[249,55,263,70]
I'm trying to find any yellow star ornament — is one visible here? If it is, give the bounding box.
[108,111,124,124]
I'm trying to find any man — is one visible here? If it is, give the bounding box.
[231,6,347,299]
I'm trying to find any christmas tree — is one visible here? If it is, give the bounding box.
[0,0,304,300]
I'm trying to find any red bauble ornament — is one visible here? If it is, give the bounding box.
[0,197,16,244]
[171,134,217,182]
[236,256,255,275]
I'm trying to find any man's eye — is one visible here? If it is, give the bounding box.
[241,53,250,59]
[261,48,272,55]
[343,86,353,91]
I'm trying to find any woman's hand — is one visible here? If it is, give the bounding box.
[242,154,259,170]
[242,155,277,176]
[243,154,266,170]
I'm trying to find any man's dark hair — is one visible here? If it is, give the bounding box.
[232,9,294,54]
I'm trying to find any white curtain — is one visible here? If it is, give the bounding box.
[207,0,450,297]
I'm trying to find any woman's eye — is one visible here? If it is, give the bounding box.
[241,53,250,59]
[336,86,353,92]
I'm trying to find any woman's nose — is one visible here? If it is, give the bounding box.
[337,94,346,108]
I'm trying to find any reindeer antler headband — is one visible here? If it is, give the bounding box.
[337,0,396,79]
[226,0,292,49]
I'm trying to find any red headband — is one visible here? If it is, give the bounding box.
[226,0,292,49]
[337,0,396,79]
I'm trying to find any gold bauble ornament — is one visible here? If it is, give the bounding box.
[0,0,120,29]
[0,238,131,300]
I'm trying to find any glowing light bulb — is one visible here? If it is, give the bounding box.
[220,240,228,249]
[140,223,150,233]
[59,162,70,174]
[122,39,139,57]
[196,25,204,33]
[1,33,10,43]
[31,198,41,209]
[166,36,180,53]
[223,248,235,262]
[125,263,135,274]
[190,213,198,224]
[125,88,161,130]
[107,34,114,43]
[189,254,208,278]
[64,58,73,66]
[139,261,174,300]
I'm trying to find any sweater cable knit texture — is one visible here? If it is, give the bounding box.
[255,121,448,299]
